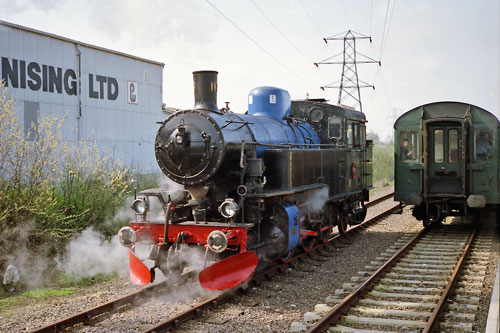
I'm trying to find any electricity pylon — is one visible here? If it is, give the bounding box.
[314,30,380,112]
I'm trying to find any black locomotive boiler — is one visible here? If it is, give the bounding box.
[118,71,374,290]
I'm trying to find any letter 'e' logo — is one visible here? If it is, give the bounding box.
[127,81,138,104]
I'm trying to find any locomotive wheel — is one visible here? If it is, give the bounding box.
[280,249,294,263]
[301,237,315,253]
[319,223,331,243]
[338,214,348,234]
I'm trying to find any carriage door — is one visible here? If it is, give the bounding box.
[427,124,463,194]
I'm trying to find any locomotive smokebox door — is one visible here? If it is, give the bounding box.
[155,111,224,185]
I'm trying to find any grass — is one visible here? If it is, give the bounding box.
[23,288,74,298]
[0,287,74,312]
[0,272,119,313]
[54,272,120,288]
[0,297,18,305]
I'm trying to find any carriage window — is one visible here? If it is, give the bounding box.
[475,130,493,161]
[399,131,419,162]
[346,122,354,147]
[448,129,458,163]
[353,123,360,146]
[434,129,444,163]
[328,117,342,139]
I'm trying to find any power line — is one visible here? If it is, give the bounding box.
[249,0,335,90]
[378,0,396,61]
[379,0,391,61]
[298,0,348,97]
[299,0,324,40]
[380,0,396,60]
[205,0,315,85]
[250,0,312,64]
[298,0,336,61]
[374,0,396,86]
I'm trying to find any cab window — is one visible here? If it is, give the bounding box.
[399,131,419,162]
[475,130,493,161]
[346,122,353,147]
[328,117,342,140]
[353,123,360,146]
[434,129,444,163]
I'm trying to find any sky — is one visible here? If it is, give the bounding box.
[2,0,499,141]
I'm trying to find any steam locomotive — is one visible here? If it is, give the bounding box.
[118,71,373,290]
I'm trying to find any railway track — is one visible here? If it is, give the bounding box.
[143,192,398,333]
[32,282,169,332]
[31,192,396,333]
[306,215,495,332]
[365,191,394,208]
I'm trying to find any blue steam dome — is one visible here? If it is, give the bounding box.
[247,86,291,121]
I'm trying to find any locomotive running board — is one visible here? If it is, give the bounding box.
[129,248,151,285]
[198,251,258,291]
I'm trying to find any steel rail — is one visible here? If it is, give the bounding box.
[256,200,401,281]
[307,223,478,333]
[32,193,396,333]
[144,196,399,333]
[144,293,228,332]
[306,227,426,332]
[30,282,168,333]
[423,225,477,332]
[366,191,394,208]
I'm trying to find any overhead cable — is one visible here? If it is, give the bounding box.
[206,0,315,85]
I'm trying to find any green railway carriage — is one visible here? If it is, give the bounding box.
[394,101,500,226]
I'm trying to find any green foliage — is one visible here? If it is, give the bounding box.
[0,83,132,254]
[134,172,161,191]
[372,141,394,187]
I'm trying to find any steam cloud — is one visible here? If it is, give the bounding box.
[55,229,128,279]
[152,245,218,302]
[305,186,329,212]
[1,224,52,289]
[3,173,207,297]
[159,174,184,191]
[56,175,186,281]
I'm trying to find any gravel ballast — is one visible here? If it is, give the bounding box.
[2,195,499,332]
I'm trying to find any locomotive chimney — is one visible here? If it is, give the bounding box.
[193,70,218,112]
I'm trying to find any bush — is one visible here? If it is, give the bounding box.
[372,141,394,187]
[0,83,131,255]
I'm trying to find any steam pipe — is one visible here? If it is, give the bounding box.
[163,203,172,244]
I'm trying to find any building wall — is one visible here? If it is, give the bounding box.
[0,21,164,172]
